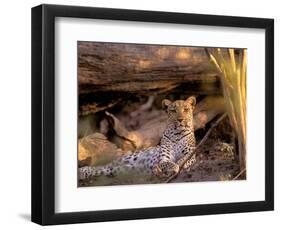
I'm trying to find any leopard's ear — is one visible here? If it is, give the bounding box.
[162,99,172,109]
[186,96,196,108]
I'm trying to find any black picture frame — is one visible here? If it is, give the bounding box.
[31,4,274,225]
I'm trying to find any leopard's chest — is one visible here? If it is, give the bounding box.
[162,126,195,160]
[163,125,194,143]
[173,137,195,159]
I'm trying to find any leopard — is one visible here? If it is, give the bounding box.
[79,96,197,180]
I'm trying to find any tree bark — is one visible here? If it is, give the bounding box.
[78,42,218,93]
[78,42,222,115]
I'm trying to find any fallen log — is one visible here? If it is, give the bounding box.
[78,42,221,115]
[78,42,218,94]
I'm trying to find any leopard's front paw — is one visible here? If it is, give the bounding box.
[183,155,196,171]
[153,161,179,178]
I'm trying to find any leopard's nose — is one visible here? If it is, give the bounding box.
[177,110,185,121]
[177,117,184,121]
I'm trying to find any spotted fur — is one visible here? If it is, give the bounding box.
[79,96,197,180]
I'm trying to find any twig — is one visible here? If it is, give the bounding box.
[232,168,246,180]
[166,113,227,183]
[130,96,155,117]
[105,111,138,149]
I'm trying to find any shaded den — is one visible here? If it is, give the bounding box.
[77,41,246,186]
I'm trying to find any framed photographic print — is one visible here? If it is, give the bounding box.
[31,4,274,225]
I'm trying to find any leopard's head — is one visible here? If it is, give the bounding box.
[162,96,196,126]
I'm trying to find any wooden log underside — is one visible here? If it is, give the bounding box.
[78,42,222,115]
